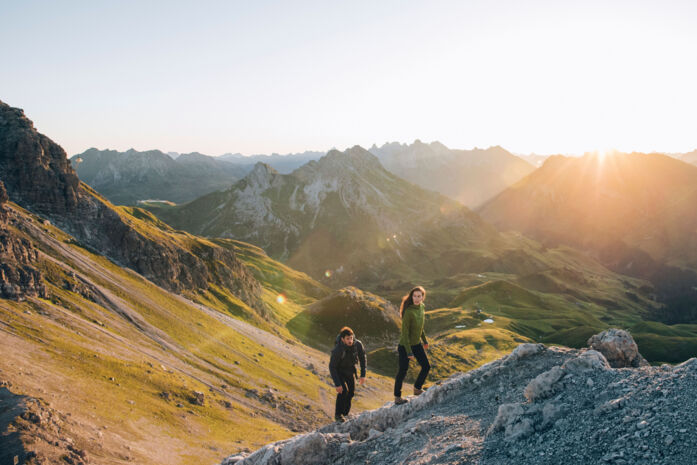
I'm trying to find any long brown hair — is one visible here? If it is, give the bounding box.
[399,286,426,317]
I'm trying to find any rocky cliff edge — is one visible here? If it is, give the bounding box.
[223,329,696,465]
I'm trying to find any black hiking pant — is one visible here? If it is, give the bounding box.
[394,343,430,397]
[335,370,356,418]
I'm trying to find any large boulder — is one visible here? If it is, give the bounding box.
[587,329,648,368]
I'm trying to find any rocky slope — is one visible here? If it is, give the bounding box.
[71,148,250,205]
[369,141,535,208]
[0,193,392,464]
[222,330,697,465]
[0,100,264,315]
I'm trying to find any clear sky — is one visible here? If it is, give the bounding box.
[2,0,696,156]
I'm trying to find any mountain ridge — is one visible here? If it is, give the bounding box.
[71,147,250,205]
[369,141,535,208]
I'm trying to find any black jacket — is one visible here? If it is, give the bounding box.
[329,336,367,387]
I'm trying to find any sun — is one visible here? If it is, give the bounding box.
[592,147,616,165]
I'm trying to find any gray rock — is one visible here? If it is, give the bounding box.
[587,329,649,368]
[524,366,565,402]
[562,350,610,372]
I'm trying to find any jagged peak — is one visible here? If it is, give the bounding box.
[322,145,381,166]
[235,162,280,190]
[250,161,278,176]
[0,101,34,130]
[290,146,385,182]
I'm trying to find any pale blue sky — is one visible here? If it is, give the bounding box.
[2,0,696,156]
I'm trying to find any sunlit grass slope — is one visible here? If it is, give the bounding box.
[0,203,391,465]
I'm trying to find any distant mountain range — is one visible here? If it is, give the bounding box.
[368,141,535,208]
[72,142,539,208]
[218,150,327,173]
[70,148,251,205]
[147,146,493,286]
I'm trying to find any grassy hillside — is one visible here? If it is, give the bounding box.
[0,202,393,465]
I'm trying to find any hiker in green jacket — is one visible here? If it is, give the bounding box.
[394,285,430,405]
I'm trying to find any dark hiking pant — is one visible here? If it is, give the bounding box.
[335,370,356,418]
[394,343,430,397]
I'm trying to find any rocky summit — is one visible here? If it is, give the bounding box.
[222,331,697,465]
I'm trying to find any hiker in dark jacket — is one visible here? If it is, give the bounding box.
[329,326,367,422]
[394,285,430,405]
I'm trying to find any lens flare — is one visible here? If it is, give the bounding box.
[276,294,286,304]
[324,270,333,278]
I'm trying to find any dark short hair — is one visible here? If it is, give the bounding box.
[339,326,354,338]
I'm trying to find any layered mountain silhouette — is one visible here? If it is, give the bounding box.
[71,148,251,205]
[369,141,535,208]
[219,150,326,173]
[479,151,697,323]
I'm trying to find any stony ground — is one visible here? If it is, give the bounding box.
[222,339,697,465]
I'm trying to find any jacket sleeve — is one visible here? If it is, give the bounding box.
[420,328,428,345]
[357,341,367,378]
[328,346,342,386]
[402,312,414,355]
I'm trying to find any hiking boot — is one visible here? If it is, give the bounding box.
[334,414,346,423]
[413,386,427,396]
[394,396,408,405]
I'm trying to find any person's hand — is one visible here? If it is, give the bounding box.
[423,343,429,350]
[408,354,415,360]
[335,386,343,394]
[359,377,366,386]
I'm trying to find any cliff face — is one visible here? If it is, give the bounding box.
[0,105,79,216]
[0,181,47,300]
[0,101,264,314]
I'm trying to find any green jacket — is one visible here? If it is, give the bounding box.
[399,303,428,353]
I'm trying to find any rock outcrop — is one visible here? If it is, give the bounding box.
[0,181,47,300]
[0,101,264,314]
[587,328,649,368]
[222,332,697,465]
